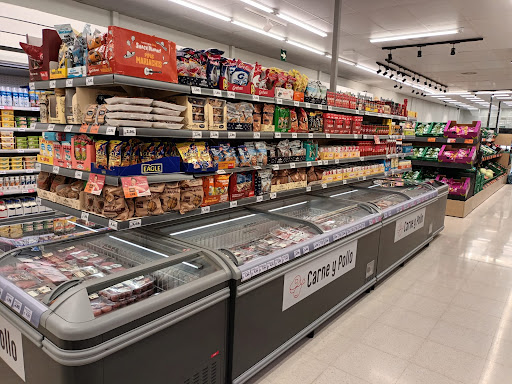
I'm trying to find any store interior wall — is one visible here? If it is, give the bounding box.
[4,0,474,123]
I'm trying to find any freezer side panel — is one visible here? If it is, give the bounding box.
[231,230,380,380]
[103,298,228,384]
[427,195,447,236]
[0,335,102,384]
[376,203,434,277]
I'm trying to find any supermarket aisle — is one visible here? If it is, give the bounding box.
[249,185,512,384]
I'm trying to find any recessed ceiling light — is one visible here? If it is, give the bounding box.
[276,12,328,37]
[286,39,325,55]
[370,29,461,43]
[169,0,231,21]
[232,20,285,40]
[240,0,274,13]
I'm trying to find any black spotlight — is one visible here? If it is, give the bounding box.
[416,91,420,95]
[412,76,416,81]
[444,89,447,93]
[399,85,403,89]
[390,73,394,79]
[417,78,420,83]
[451,45,456,55]
[383,69,388,76]
[435,85,438,90]
[429,83,432,88]
[377,66,382,74]
[403,78,407,83]
[388,51,393,61]
[394,84,398,88]
[417,48,422,58]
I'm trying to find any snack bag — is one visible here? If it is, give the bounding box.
[108,140,122,169]
[95,140,108,169]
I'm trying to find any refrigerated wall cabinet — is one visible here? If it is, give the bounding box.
[159,199,384,384]
[0,230,232,384]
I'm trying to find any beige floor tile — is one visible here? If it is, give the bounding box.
[461,280,512,302]
[395,292,449,318]
[264,351,328,384]
[409,280,460,304]
[428,320,494,358]
[397,364,463,384]
[301,329,355,364]
[332,342,408,384]
[379,272,416,291]
[479,362,512,384]
[312,367,370,384]
[441,305,501,336]
[370,285,404,305]
[328,313,376,340]
[346,298,390,322]
[486,337,512,368]
[377,306,438,338]
[451,291,506,318]
[361,322,425,359]
[412,341,485,384]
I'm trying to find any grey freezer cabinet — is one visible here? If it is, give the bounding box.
[157,198,383,384]
[317,178,448,280]
[0,229,232,384]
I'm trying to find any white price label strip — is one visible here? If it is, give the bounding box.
[123,127,137,136]
[129,219,142,229]
[105,126,116,135]
[306,186,312,192]
[227,91,235,98]
[326,134,331,138]
[36,197,41,205]
[49,80,56,88]
[64,125,73,132]
[52,165,59,174]
[230,201,238,208]
[307,161,312,167]
[210,131,219,139]
[213,89,222,97]
[272,164,279,171]
[30,122,37,129]
[217,169,226,174]
[85,77,94,86]
[343,180,347,185]
[109,220,118,230]
[66,78,74,87]
[276,98,283,104]
[228,132,237,139]
[328,106,333,111]
[81,212,89,221]
[47,124,55,131]
[335,159,340,164]
[35,163,41,171]
[29,82,35,90]
[322,183,328,189]
[270,192,277,199]
[305,103,311,108]
[256,195,263,202]
[192,131,202,139]
[253,132,260,139]
[308,133,314,138]
[292,133,297,138]
[290,163,296,169]
[191,86,202,94]
[75,171,83,179]
[252,95,260,102]
[275,132,282,138]
[201,206,211,214]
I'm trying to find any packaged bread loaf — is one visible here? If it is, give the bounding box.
[160,182,180,212]
[179,179,203,214]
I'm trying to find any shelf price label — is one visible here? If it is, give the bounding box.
[289,163,296,169]
[52,165,59,174]
[47,124,55,131]
[326,134,331,138]
[227,91,235,98]
[308,133,314,138]
[75,171,83,179]
[86,77,94,86]
[335,159,340,164]
[105,126,116,135]
[192,131,202,139]
[322,183,328,189]
[305,103,311,109]
[64,125,73,132]
[253,132,261,139]
[276,98,283,105]
[36,197,41,205]
[275,132,282,138]
[272,164,280,171]
[213,89,222,97]
[30,122,37,129]
[201,206,211,214]
[49,80,56,89]
[217,169,226,174]
[230,201,238,208]
[306,186,312,192]
[191,86,201,94]
[228,132,237,139]
[123,127,137,136]
[291,133,298,138]
[328,106,333,111]
[81,211,89,221]
[89,124,100,134]
[270,192,277,199]
[427,137,436,142]
[35,163,41,171]
[464,139,474,144]
[210,131,219,139]
[447,138,456,143]
[129,219,142,229]
[256,195,263,203]
[294,101,300,107]
[252,95,260,102]
[66,78,74,87]
[307,161,312,167]
[29,82,35,90]
[108,220,118,230]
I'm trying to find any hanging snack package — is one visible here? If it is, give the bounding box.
[160,182,181,212]
[179,179,204,214]
[274,106,290,132]
[95,140,109,169]
[108,140,123,169]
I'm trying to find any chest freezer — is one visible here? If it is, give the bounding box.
[157,203,383,384]
[0,229,231,384]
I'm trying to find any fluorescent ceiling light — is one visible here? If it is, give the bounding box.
[430,95,447,98]
[240,0,273,13]
[276,12,328,37]
[287,39,324,55]
[355,64,379,74]
[441,92,470,95]
[475,90,512,94]
[370,29,461,43]
[168,0,231,21]
[233,20,285,40]
[496,96,512,99]
[338,57,356,66]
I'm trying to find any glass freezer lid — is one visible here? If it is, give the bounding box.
[327,188,410,211]
[352,178,436,199]
[0,229,218,310]
[162,210,321,266]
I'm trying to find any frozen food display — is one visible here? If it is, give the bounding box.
[325,186,409,211]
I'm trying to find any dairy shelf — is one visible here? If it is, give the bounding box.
[35,168,410,231]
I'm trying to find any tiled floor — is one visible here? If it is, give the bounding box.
[249,185,512,384]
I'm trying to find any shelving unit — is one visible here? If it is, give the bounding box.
[0,106,40,112]
[411,159,475,169]
[407,136,477,144]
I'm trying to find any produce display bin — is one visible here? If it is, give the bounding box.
[0,230,231,384]
[158,199,383,384]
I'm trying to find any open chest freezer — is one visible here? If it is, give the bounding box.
[321,178,446,280]
[157,198,383,384]
[0,229,231,384]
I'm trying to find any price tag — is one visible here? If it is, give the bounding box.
[230,201,238,208]
[29,82,35,90]
[36,197,41,205]
[129,219,142,229]
[192,131,202,139]
[12,299,22,314]
[272,164,280,171]
[307,161,312,167]
[270,192,277,199]
[363,176,367,181]
[275,132,282,138]
[308,133,314,138]
[335,159,340,164]
[326,134,331,138]
[253,132,261,139]
[306,186,312,192]
[322,183,328,189]
[210,131,219,139]
[447,138,456,143]
[228,131,237,139]
[256,195,263,202]
[227,91,235,98]
[89,124,100,134]
[47,124,55,131]
[49,80,56,89]
[108,220,118,230]
[317,104,324,110]
[81,211,89,221]
[290,163,296,169]
[64,124,73,132]
[16,149,25,153]
[294,101,300,107]
[361,156,365,161]
[217,169,226,174]
[374,135,381,144]
[30,122,37,129]
[354,134,359,139]
[318,160,324,165]
[253,166,261,170]
[26,169,34,173]
[4,293,14,307]
[99,126,114,136]
[79,123,88,133]
[276,98,283,105]
[343,180,348,185]
[305,102,311,109]
[213,89,222,97]
[52,165,59,174]
[0,171,5,175]
[22,307,32,322]
[252,95,260,102]
[65,78,74,87]
[123,127,137,136]
[426,137,436,142]
[464,139,473,144]
[75,170,83,179]
[201,206,211,214]
[35,163,41,171]
[292,133,298,138]
[86,77,94,86]
[191,86,202,94]
[328,106,333,111]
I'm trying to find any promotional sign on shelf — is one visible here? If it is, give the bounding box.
[121,176,151,198]
[282,240,358,311]
[84,174,105,195]
[394,207,426,243]
[0,315,25,381]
